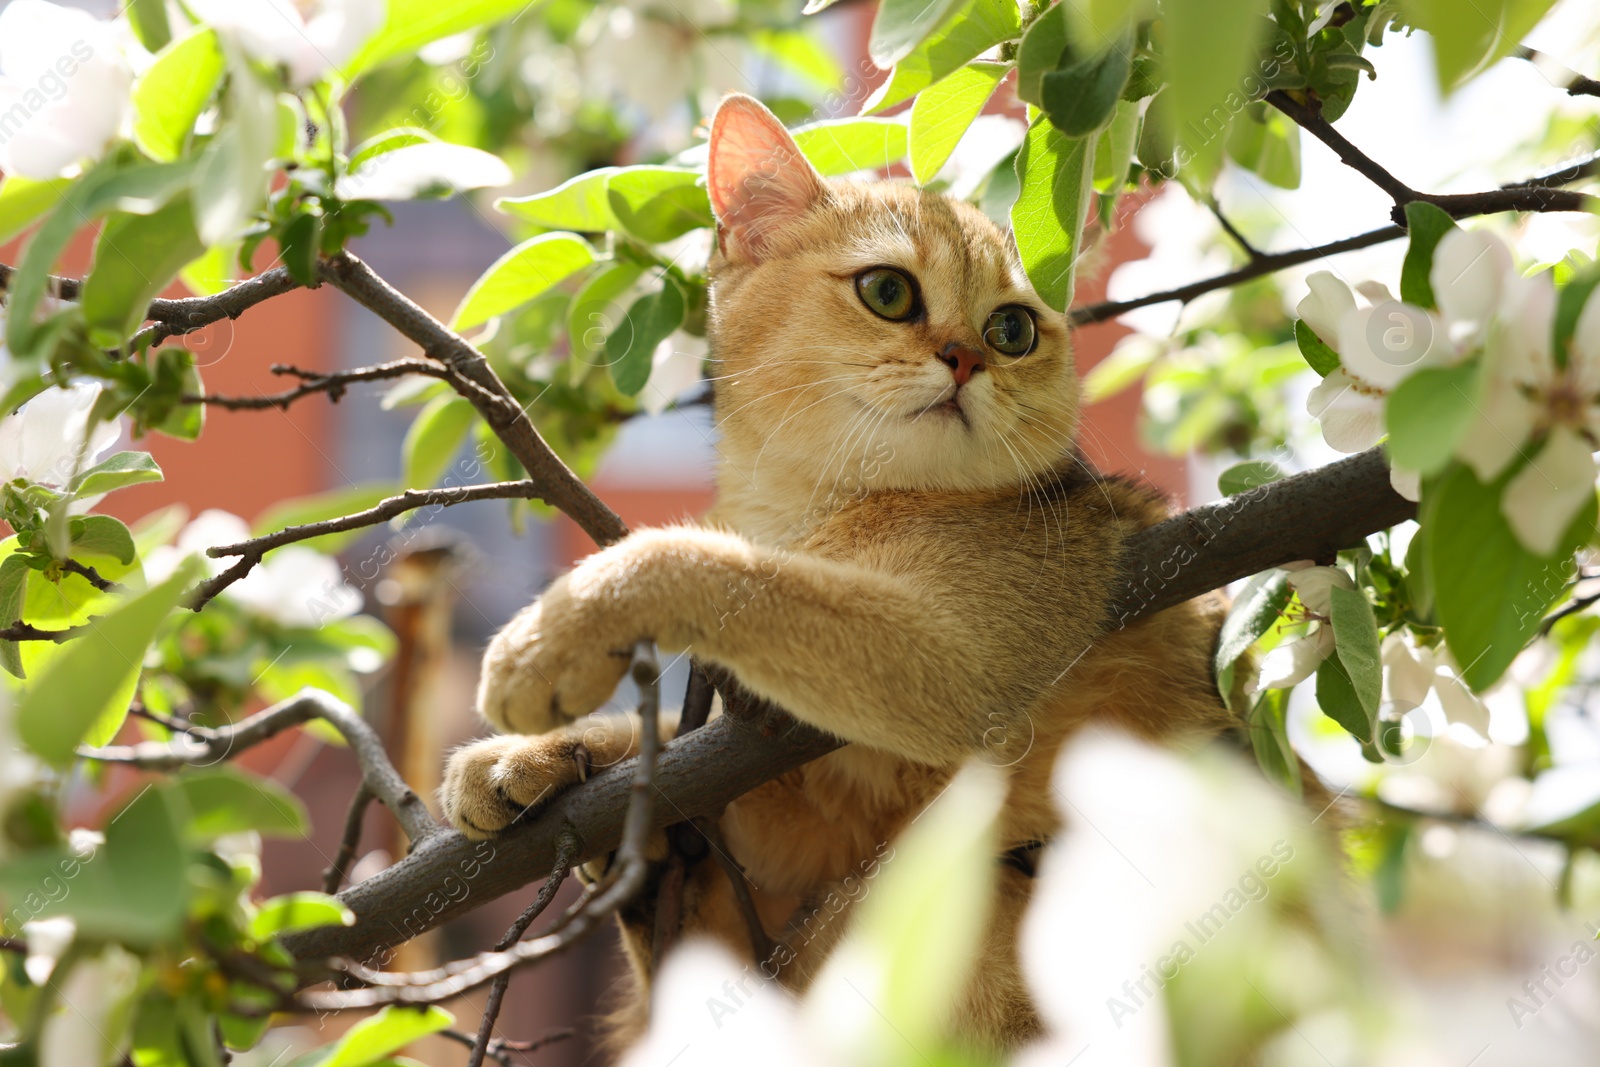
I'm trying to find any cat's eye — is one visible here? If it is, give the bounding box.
[984,305,1037,356]
[855,268,917,321]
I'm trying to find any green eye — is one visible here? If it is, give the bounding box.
[984,305,1037,356]
[855,268,916,320]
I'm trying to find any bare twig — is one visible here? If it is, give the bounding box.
[0,621,87,642]
[0,264,79,300]
[1205,199,1264,261]
[296,646,662,1010]
[61,559,116,592]
[131,267,301,349]
[323,784,375,894]
[188,480,548,610]
[188,359,451,411]
[697,816,774,964]
[81,689,441,845]
[1518,46,1600,98]
[466,834,581,1067]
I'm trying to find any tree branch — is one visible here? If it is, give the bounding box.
[322,784,375,895]
[82,688,442,846]
[281,448,1413,967]
[1518,46,1600,99]
[189,479,550,611]
[188,359,451,411]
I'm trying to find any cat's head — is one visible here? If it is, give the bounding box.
[703,93,1080,508]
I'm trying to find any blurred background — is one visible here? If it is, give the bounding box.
[6,0,1600,1062]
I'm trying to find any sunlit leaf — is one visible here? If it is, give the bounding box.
[403,395,478,488]
[910,62,1008,183]
[452,233,596,331]
[132,28,225,162]
[1010,119,1096,311]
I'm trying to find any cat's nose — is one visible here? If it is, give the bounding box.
[938,343,986,386]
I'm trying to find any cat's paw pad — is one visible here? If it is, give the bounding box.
[440,734,595,839]
[478,576,637,733]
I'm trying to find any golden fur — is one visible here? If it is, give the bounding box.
[440,94,1236,1056]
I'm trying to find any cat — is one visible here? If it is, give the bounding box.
[440,92,1238,1054]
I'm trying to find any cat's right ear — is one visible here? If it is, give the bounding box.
[707,93,826,263]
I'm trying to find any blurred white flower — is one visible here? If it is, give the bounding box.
[38,944,139,1067]
[0,1,132,179]
[145,509,361,628]
[641,333,705,416]
[22,916,75,984]
[1381,631,1488,735]
[0,382,120,511]
[189,0,384,87]
[1252,563,1353,691]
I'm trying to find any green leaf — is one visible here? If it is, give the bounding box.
[1214,568,1290,701]
[319,1006,454,1067]
[1316,652,1371,742]
[104,784,189,942]
[1384,361,1481,474]
[1083,337,1159,400]
[1329,583,1382,728]
[1294,318,1340,376]
[173,767,309,840]
[607,276,687,396]
[403,395,477,488]
[1426,462,1594,690]
[1225,107,1301,189]
[869,0,968,68]
[280,212,322,289]
[1401,0,1560,93]
[0,176,72,245]
[606,168,712,243]
[1553,265,1600,366]
[1040,41,1132,137]
[0,555,30,679]
[253,483,404,553]
[910,62,1009,184]
[249,892,354,942]
[348,127,439,170]
[8,159,196,358]
[451,233,595,332]
[792,118,910,177]
[70,515,137,565]
[344,0,528,77]
[1093,98,1141,192]
[1399,201,1457,309]
[1014,1,1069,107]
[1218,460,1285,496]
[496,168,620,232]
[70,451,165,499]
[81,196,206,349]
[1010,119,1096,311]
[862,0,1020,114]
[154,350,205,442]
[133,29,225,162]
[1164,0,1271,185]
[191,62,278,246]
[18,558,203,764]
[568,261,645,362]
[1246,687,1302,796]
[126,0,173,51]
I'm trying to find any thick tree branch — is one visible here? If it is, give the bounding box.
[281,448,1412,966]
[82,688,442,845]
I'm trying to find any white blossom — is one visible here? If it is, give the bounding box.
[38,945,140,1067]
[189,0,384,88]
[22,917,75,984]
[1252,563,1355,691]
[0,1,132,179]
[1381,631,1488,736]
[0,382,121,511]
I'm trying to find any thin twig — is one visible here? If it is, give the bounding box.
[188,359,452,411]
[1205,199,1264,261]
[1266,89,1421,205]
[61,559,116,592]
[128,703,204,736]
[189,480,549,611]
[1518,46,1600,98]
[696,816,774,964]
[1540,589,1600,636]
[296,647,661,1010]
[322,784,375,894]
[0,621,87,642]
[466,835,581,1067]
[131,267,301,349]
[82,689,441,845]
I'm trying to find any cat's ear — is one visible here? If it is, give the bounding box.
[707,93,826,262]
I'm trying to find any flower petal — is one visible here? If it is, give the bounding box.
[1501,426,1598,557]
[1287,565,1355,615]
[1430,228,1513,345]
[1296,270,1355,349]
[1381,633,1433,710]
[1454,386,1539,483]
[1389,464,1421,502]
[1434,670,1490,736]
[1571,281,1600,395]
[1307,369,1385,453]
[1257,636,1330,691]
[1337,303,1449,390]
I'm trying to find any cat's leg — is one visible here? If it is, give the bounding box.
[477,525,1089,766]
[440,712,653,839]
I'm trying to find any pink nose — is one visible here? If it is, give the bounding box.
[939,344,986,386]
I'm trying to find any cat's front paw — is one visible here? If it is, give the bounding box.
[477,573,640,734]
[440,733,597,839]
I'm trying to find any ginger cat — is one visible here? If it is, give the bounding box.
[441,94,1236,1054]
